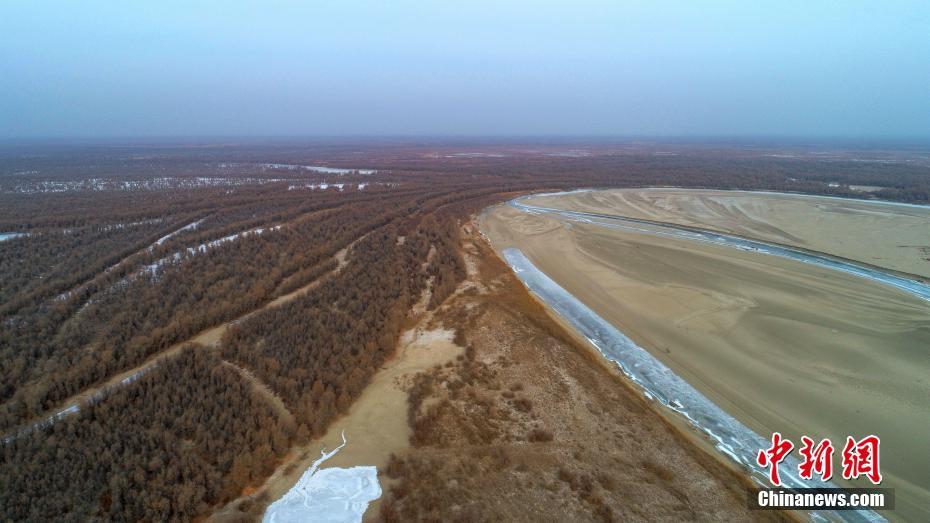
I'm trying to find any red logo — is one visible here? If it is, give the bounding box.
[798,436,834,481]
[757,432,794,486]
[758,434,881,486]
[841,435,882,484]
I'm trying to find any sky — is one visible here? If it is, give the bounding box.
[1,1,928,139]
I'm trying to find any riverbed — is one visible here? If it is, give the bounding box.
[481,189,930,522]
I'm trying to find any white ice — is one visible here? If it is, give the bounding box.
[0,232,27,242]
[264,432,381,523]
[262,164,377,175]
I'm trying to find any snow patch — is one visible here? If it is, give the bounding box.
[4,177,294,194]
[145,225,281,276]
[287,182,346,191]
[152,219,204,247]
[100,219,164,232]
[286,181,396,192]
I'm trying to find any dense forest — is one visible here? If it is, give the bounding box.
[0,186,445,428]
[0,348,290,522]
[1,141,927,520]
[222,213,465,436]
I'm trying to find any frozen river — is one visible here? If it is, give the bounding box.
[512,194,930,304]
[503,247,883,523]
[499,189,922,522]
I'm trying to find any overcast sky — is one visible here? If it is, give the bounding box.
[1,1,928,138]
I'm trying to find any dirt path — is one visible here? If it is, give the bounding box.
[221,360,295,427]
[265,240,356,308]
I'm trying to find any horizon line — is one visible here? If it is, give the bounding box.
[2,134,930,147]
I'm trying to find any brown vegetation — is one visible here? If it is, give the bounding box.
[377,226,790,522]
[0,348,290,522]
[3,141,917,520]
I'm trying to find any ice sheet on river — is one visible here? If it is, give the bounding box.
[264,432,381,523]
[502,247,883,523]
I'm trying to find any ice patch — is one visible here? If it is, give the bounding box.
[444,152,506,158]
[262,164,377,175]
[264,431,381,523]
[545,149,591,157]
[0,232,27,242]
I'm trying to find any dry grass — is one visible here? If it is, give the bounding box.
[374,222,791,522]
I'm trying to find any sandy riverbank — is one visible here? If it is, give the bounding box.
[527,188,930,278]
[481,192,930,522]
[372,222,789,522]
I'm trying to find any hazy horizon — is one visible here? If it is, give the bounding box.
[2,1,929,139]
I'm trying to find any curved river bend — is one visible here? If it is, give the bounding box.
[498,191,930,523]
[511,194,930,304]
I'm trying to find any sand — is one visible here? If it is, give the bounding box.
[233,325,462,522]
[212,249,469,522]
[481,192,930,522]
[527,188,930,278]
[372,222,789,522]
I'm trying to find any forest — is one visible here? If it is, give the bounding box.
[1,348,290,522]
[1,141,927,520]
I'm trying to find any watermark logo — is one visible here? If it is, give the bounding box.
[841,435,882,484]
[756,432,794,486]
[757,433,882,486]
[749,487,894,511]
[798,436,833,481]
